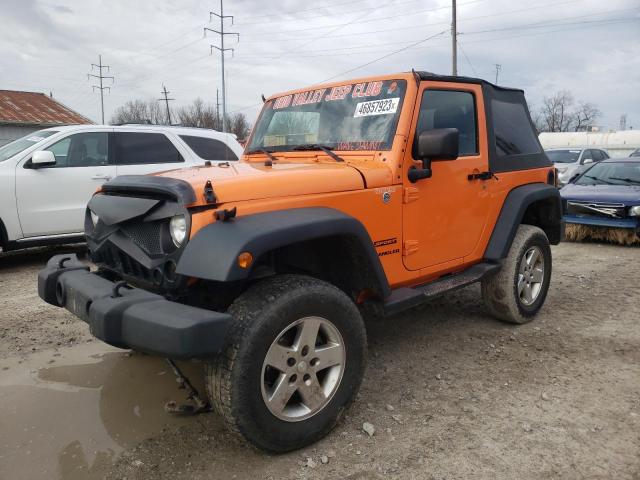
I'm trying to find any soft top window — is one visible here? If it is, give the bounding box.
[491,98,541,156]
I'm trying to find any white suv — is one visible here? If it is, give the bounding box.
[545,148,609,186]
[0,125,243,251]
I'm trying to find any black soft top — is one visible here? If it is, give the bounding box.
[416,71,524,93]
[414,70,550,173]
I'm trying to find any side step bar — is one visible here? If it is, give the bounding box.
[383,262,501,316]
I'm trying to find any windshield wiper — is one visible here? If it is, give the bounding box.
[292,144,344,162]
[582,174,615,185]
[609,176,640,185]
[246,148,278,163]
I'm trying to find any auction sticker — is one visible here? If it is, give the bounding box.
[354,97,400,118]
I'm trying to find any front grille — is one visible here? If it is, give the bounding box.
[567,201,626,219]
[101,244,152,280]
[121,222,164,256]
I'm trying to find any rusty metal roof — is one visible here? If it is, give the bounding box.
[0,90,92,126]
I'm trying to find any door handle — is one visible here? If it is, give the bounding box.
[92,174,112,180]
[468,171,498,181]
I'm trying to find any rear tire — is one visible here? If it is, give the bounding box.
[206,274,366,452]
[481,225,552,324]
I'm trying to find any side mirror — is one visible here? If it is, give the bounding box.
[31,150,56,167]
[409,128,459,183]
[582,158,593,165]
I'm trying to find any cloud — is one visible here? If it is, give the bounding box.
[1,0,638,129]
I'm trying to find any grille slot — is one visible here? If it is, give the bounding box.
[121,222,164,255]
[101,244,152,282]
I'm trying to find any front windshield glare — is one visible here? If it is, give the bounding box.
[576,162,640,186]
[0,130,58,162]
[247,79,407,152]
[546,150,580,163]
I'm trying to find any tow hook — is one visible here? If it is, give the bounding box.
[164,359,212,415]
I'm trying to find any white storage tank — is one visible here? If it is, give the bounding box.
[539,131,640,158]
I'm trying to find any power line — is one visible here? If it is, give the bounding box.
[319,29,449,83]
[239,0,485,37]
[205,0,239,132]
[158,84,175,125]
[87,54,114,124]
[238,0,599,44]
[457,39,477,76]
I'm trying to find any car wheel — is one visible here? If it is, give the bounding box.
[481,225,552,324]
[206,274,367,452]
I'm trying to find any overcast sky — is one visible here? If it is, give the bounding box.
[2,0,639,129]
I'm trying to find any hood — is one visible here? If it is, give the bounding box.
[560,183,640,205]
[154,160,373,205]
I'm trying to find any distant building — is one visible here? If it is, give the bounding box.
[539,130,640,158]
[0,90,92,146]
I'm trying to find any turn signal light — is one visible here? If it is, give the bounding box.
[237,252,253,269]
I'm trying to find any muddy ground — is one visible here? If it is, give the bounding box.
[0,242,638,480]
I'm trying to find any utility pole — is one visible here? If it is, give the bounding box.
[451,0,457,76]
[216,89,221,129]
[88,55,114,124]
[205,0,239,133]
[158,85,175,125]
[494,64,502,85]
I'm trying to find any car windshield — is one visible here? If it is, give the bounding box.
[546,150,581,163]
[247,79,407,152]
[0,130,59,162]
[575,162,640,186]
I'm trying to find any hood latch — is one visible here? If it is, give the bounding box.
[203,180,216,204]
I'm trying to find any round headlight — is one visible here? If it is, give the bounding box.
[629,206,640,217]
[90,211,99,227]
[169,215,187,247]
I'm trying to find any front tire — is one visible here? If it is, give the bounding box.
[481,225,552,324]
[207,274,367,452]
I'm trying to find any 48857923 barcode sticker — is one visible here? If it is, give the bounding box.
[354,97,400,118]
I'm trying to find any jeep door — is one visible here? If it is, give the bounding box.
[15,130,116,237]
[402,82,492,271]
[112,131,188,176]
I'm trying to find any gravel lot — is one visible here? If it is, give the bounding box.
[0,241,639,480]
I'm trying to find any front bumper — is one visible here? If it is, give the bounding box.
[38,254,231,358]
[564,214,640,230]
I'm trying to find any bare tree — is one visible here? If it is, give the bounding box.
[540,90,574,132]
[228,112,251,140]
[573,102,601,132]
[112,97,252,139]
[111,99,171,125]
[534,91,601,133]
[176,98,217,129]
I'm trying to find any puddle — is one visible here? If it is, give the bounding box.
[0,344,206,480]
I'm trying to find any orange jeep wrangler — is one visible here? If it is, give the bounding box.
[39,72,562,452]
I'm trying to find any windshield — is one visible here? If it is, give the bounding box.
[546,149,580,163]
[575,162,640,186]
[0,130,59,162]
[247,79,407,152]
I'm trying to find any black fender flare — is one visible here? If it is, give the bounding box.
[484,183,563,261]
[176,207,391,296]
